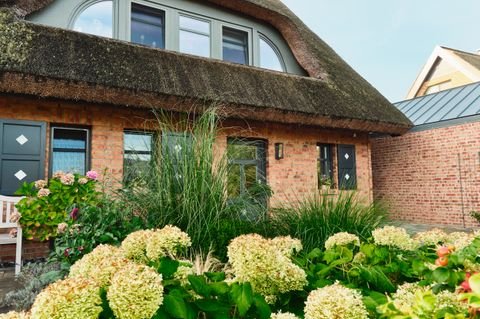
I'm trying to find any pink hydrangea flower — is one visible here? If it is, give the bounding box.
[57,222,68,234]
[60,173,75,185]
[10,212,21,223]
[86,170,99,180]
[37,188,51,197]
[78,177,88,185]
[34,179,48,189]
[52,171,65,179]
[9,228,18,238]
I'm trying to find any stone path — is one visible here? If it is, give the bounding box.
[0,268,16,313]
[389,221,476,234]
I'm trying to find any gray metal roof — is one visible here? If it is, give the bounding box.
[395,81,480,126]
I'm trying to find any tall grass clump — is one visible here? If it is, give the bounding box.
[121,108,269,258]
[270,192,388,252]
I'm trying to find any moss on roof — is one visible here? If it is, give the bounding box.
[0,1,412,133]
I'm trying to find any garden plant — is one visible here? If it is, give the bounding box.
[3,225,480,318]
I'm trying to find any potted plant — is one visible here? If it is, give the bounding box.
[319,176,333,191]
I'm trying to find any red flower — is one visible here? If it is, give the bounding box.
[64,248,71,257]
[70,207,79,220]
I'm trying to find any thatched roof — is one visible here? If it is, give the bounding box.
[0,0,412,134]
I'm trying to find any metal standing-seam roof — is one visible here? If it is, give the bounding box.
[395,81,480,126]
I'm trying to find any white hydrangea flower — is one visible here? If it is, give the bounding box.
[270,312,300,319]
[304,282,368,319]
[325,232,360,250]
[446,231,474,251]
[372,226,415,250]
[227,234,307,303]
[145,225,191,261]
[413,228,448,247]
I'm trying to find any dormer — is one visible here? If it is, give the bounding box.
[27,0,306,75]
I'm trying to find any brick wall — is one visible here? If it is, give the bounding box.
[372,121,480,227]
[0,93,374,259]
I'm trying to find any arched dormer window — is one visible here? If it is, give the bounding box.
[73,1,113,38]
[259,35,285,72]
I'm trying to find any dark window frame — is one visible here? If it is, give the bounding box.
[123,130,155,184]
[227,137,267,197]
[49,125,90,178]
[317,143,334,189]
[130,2,166,49]
[222,26,249,65]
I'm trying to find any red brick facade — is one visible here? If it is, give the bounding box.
[372,121,480,227]
[0,93,374,261]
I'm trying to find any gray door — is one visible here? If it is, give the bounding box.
[337,144,357,190]
[0,120,46,195]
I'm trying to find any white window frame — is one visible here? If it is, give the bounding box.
[219,22,253,65]
[69,0,118,38]
[258,33,286,72]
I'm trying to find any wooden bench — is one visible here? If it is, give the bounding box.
[0,195,23,276]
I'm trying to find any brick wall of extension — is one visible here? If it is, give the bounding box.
[372,121,480,227]
[0,93,374,262]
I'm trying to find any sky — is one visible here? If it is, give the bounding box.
[280,0,480,102]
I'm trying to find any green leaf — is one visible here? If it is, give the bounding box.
[194,299,229,313]
[204,272,226,282]
[432,267,450,283]
[158,258,180,279]
[470,273,480,293]
[188,275,210,297]
[253,294,271,319]
[209,282,230,296]
[230,282,253,316]
[163,291,189,319]
[307,248,322,259]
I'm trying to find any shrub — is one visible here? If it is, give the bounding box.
[50,196,144,266]
[0,262,63,311]
[29,276,102,319]
[15,171,100,241]
[270,192,388,252]
[120,109,272,258]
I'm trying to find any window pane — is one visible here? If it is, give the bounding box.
[131,4,165,48]
[223,27,248,65]
[73,1,113,38]
[179,30,210,57]
[227,143,257,160]
[227,164,241,197]
[52,152,86,174]
[52,128,88,175]
[244,164,257,191]
[124,132,152,153]
[179,16,210,34]
[53,130,87,149]
[259,37,284,72]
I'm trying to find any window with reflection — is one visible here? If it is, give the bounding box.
[222,27,248,65]
[131,3,165,49]
[123,131,154,184]
[73,1,113,38]
[226,139,266,198]
[179,15,211,57]
[259,36,285,72]
[51,127,89,175]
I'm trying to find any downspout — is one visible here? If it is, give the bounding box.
[457,154,466,228]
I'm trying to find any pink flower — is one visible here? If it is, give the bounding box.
[78,177,88,185]
[57,222,68,234]
[34,179,48,189]
[64,248,71,257]
[52,171,65,179]
[37,188,51,197]
[86,170,98,180]
[9,228,18,238]
[70,207,79,220]
[60,173,75,185]
[10,212,21,223]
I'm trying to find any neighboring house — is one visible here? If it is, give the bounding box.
[0,0,410,261]
[407,46,480,98]
[373,50,480,227]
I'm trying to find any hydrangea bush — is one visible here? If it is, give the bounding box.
[6,225,480,319]
[15,171,100,241]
